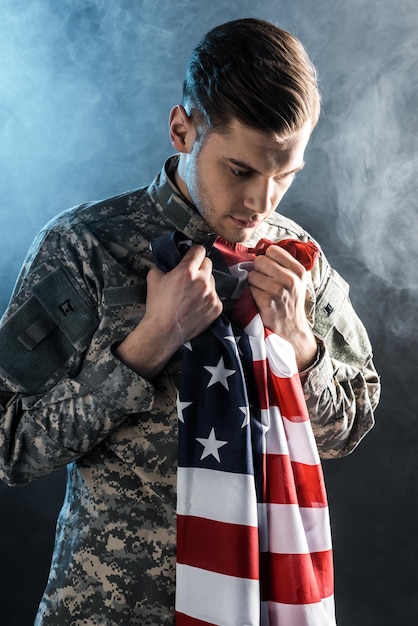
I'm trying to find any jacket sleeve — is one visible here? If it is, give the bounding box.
[0,225,154,486]
[302,255,380,458]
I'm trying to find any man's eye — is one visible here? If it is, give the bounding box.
[276,172,297,184]
[230,168,251,177]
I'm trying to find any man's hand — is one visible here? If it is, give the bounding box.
[115,245,222,379]
[247,245,317,371]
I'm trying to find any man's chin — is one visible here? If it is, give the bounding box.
[210,222,253,244]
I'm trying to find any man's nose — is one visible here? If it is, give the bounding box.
[243,178,278,214]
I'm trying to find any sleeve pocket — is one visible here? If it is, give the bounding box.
[0,264,99,394]
[313,268,372,368]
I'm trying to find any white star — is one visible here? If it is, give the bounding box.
[224,334,240,357]
[176,394,192,423]
[234,334,244,356]
[239,405,251,428]
[204,356,236,390]
[196,427,228,462]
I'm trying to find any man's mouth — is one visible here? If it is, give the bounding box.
[230,216,259,228]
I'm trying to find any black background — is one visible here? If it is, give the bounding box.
[1,1,418,624]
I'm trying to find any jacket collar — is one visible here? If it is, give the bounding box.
[147,155,214,244]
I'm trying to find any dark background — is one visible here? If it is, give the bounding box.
[1,1,417,624]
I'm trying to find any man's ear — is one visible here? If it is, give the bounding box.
[169,105,197,153]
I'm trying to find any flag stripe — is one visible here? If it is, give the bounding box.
[264,504,332,554]
[177,514,259,579]
[176,613,216,626]
[252,361,312,419]
[260,550,334,604]
[265,454,328,506]
[268,374,310,422]
[236,287,263,330]
[177,466,258,526]
[176,563,260,625]
[262,595,336,625]
[269,372,309,422]
[252,360,270,409]
[263,408,320,465]
[247,316,268,354]
[265,332,298,377]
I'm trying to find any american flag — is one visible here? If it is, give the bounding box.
[152,233,335,626]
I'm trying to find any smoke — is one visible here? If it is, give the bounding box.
[0,0,178,309]
[1,0,418,328]
[0,0,179,197]
[1,3,418,625]
[0,0,257,312]
[275,0,418,339]
[323,36,418,292]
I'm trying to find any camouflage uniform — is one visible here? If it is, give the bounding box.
[0,156,380,625]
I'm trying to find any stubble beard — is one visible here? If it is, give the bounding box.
[188,174,251,243]
[185,142,253,244]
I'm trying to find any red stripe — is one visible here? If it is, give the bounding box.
[260,550,334,604]
[265,454,328,506]
[231,284,257,329]
[252,362,309,420]
[176,612,216,626]
[252,359,270,409]
[177,515,259,579]
[269,374,310,422]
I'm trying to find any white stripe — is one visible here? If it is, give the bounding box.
[177,466,258,526]
[262,594,336,626]
[176,563,260,626]
[266,503,332,554]
[261,406,287,451]
[263,407,320,465]
[245,316,267,361]
[243,314,298,377]
[283,417,320,465]
[265,332,298,377]
[228,260,253,283]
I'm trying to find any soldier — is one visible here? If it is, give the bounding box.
[0,17,379,626]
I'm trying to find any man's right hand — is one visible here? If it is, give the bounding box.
[114,244,222,380]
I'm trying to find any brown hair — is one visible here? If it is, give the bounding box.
[182,18,321,137]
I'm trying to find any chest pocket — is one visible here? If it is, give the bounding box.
[0,264,99,394]
[313,268,372,368]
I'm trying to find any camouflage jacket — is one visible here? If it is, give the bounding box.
[0,156,380,625]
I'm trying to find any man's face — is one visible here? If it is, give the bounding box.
[176,118,312,243]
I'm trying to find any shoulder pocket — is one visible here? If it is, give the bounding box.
[313,268,372,368]
[0,264,99,394]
